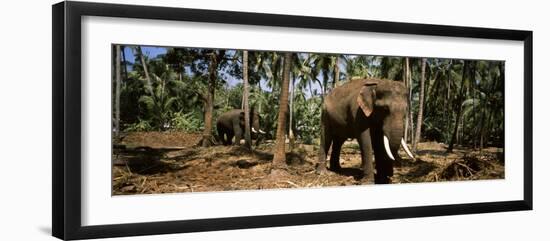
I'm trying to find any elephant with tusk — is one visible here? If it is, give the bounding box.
[318,78,415,184]
[216,107,266,146]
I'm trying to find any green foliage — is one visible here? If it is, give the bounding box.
[124,119,152,132]
[137,72,178,130]
[293,96,321,144]
[170,111,202,132]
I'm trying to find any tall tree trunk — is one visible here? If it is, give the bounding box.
[272,52,292,169]
[243,51,252,149]
[257,82,263,114]
[479,105,487,151]
[334,56,340,87]
[201,53,219,147]
[404,57,410,143]
[448,60,469,152]
[114,45,121,137]
[121,46,128,80]
[289,75,295,150]
[446,60,453,140]
[413,58,426,152]
[409,59,415,144]
[136,47,153,95]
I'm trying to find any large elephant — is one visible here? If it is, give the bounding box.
[216,108,265,146]
[318,78,414,184]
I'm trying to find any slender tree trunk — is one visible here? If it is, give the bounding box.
[404,57,410,143]
[121,46,128,80]
[201,53,219,147]
[111,45,115,131]
[243,51,252,149]
[408,99,414,144]
[413,58,426,152]
[241,93,245,109]
[136,47,153,95]
[115,45,121,137]
[272,52,292,169]
[257,82,263,114]
[446,60,453,140]
[289,75,295,150]
[479,106,486,151]
[448,60,469,152]
[334,56,340,87]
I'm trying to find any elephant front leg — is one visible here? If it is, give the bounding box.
[226,133,234,145]
[232,123,243,146]
[357,129,375,182]
[370,128,392,184]
[254,134,264,147]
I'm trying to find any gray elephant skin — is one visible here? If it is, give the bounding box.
[318,78,414,184]
[216,108,265,146]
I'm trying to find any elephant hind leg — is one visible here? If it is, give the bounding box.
[317,125,332,172]
[329,138,345,171]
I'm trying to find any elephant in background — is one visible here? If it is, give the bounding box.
[318,78,415,184]
[216,108,265,146]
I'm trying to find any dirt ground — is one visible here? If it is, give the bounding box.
[112,132,504,195]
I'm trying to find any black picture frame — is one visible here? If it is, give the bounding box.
[52,1,533,240]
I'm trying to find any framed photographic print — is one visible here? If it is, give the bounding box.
[52,1,533,240]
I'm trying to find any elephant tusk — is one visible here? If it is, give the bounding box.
[383,135,395,161]
[251,128,258,133]
[259,129,266,134]
[401,138,415,159]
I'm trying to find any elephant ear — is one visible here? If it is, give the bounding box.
[356,82,377,117]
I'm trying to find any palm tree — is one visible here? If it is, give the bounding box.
[343,55,377,80]
[403,57,412,143]
[289,68,296,149]
[333,55,340,87]
[413,58,427,152]
[288,53,311,148]
[272,52,293,169]
[380,56,404,80]
[448,60,471,152]
[309,53,338,94]
[242,50,252,149]
[200,50,227,147]
[138,64,178,130]
[134,46,153,95]
[114,45,122,136]
[120,45,128,80]
[250,51,283,138]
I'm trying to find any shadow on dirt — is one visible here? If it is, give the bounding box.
[415,149,449,159]
[334,168,365,180]
[113,146,182,175]
[114,145,313,175]
[397,158,438,180]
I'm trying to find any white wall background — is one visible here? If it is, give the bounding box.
[0,0,547,240]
